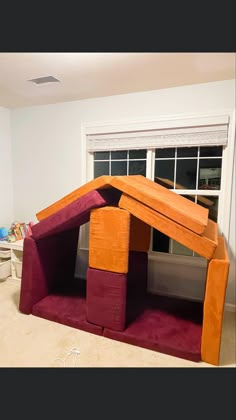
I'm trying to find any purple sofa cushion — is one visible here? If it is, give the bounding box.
[86,252,148,331]
[104,294,203,362]
[32,189,117,240]
[19,236,46,314]
[32,293,103,336]
[19,228,79,314]
[86,268,127,331]
[127,251,148,299]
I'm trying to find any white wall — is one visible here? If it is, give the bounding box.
[0,107,14,228]
[10,79,236,306]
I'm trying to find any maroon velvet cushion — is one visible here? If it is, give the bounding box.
[19,228,79,314]
[104,294,203,362]
[32,189,116,240]
[127,251,148,298]
[19,236,48,314]
[86,268,127,331]
[32,293,103,336]
[86,252,148,331]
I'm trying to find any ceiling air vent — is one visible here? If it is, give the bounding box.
[28,76,60,85]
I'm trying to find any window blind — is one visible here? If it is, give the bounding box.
[87,122,228,152]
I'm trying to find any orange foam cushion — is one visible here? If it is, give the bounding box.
[119,193,218,260]
[37,175,209,236]
[201,236,230,365]
[36,176,114,221]
[129,216,151,252]
[111,175,208,234]
[89,207,131,273]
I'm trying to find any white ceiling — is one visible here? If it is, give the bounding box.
[0,53,235,109]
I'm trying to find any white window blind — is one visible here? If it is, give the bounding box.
[87,120,228,152]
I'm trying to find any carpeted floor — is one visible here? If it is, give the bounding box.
[0,278,235,368]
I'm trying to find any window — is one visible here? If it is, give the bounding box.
[82,114,233,264]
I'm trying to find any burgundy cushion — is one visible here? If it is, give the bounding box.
[127,251,148,298]
[32,293,103,336]
[86,252,148,331]
[86,268,127,331]
[104,294,203,362]
[19,228,79,314]
[19,236,46,314]
[32,189,116,240]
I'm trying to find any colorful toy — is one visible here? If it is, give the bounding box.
[0,227,8,241]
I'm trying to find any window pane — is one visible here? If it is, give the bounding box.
[111,161,127,175]
[94,152,109,160]
[177,147,198,157]
[94,161,109,178]
[152,229,170,253]
[129,150,147,159]
[155,148,175,158]
[176,159,197,189]
[198,159,222,190]
[172,241,193,256]
[129,160,146,176]
[197,195,219,222]
[155,160,175,189]
[111,151,127,159]
[200,146,223,157]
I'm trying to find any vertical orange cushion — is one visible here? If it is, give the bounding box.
[129,216,151,252]
[89,207,130,273]
[201,236,230,365]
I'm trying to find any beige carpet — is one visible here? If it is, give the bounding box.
[0,278,235,368]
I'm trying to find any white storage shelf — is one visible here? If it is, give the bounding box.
[0,248,11,259]
[0,240,24,281]
[0,259,11,280]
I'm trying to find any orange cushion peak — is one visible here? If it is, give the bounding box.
[110,175,208,234]
[36,176,114,221]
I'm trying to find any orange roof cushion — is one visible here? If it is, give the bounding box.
[112,175,208,235]
[36,176,114,221]
[37,175,209,236]
[119,193,218,260]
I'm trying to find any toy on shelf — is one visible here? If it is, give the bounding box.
[0,221,34,243]
[0,227,9,241]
